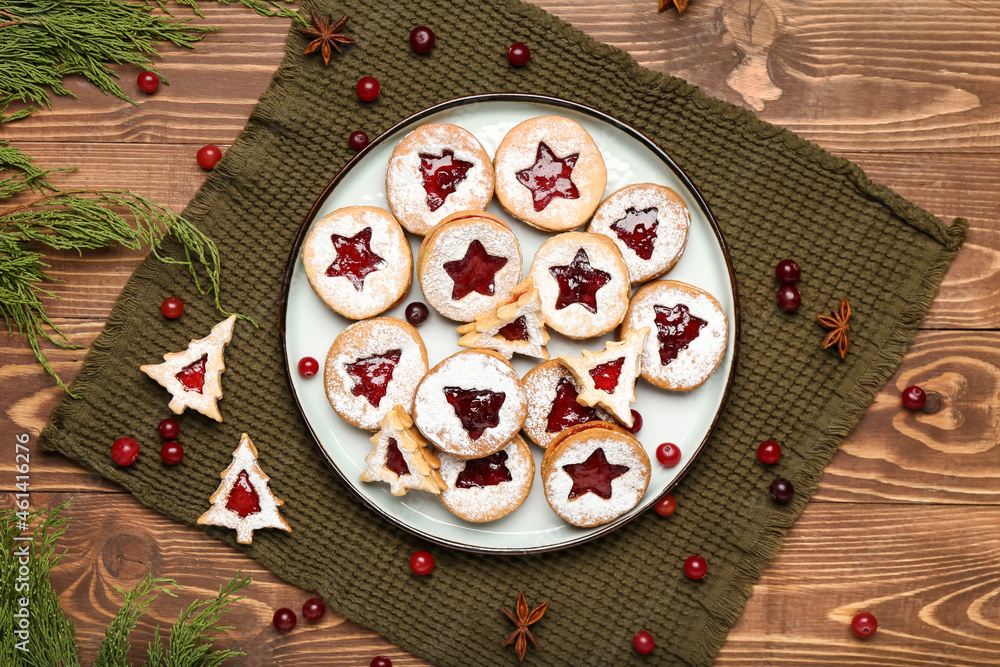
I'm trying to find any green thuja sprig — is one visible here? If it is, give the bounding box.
[147,0,305,24]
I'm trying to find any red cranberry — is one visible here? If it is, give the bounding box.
[158,417,180,440]
[770,477,794,504]
[684,555,707,580]
[632,630,655,655]
[757,440,781,465]
[160,441,184,465]
[349,130,369,150]
[298,356,320,378]
[405,302,429,326]
[111,437,140,466]
[160,296,184,319]
[137,71,160,94]
[370,658,392,667]
[851,611,878,639]
[302,597,326,622]
[902,385,926,410]
[627,409,642,434]
[272,607,296,633]
[653,493,676,517]
[776,284,801,312]
[655,442,682,467]
[356,77,380,101]
[775,259,801,284]
[507,43,530,66]
[409,550,434,575]
[409,26,435,53]
[196,144,222,170]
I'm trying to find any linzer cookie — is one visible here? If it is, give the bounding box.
[416,211,522,322]
[302,206,412,320]
[521,360,611,449]
[456,276,549,360]
[541,422,651,528]
[621,280,728,391]
[412,349,527,459]
[529,232,630,339]
[588,183,691,283]
[386,123,495,236]
[438,435,534,522]
[360,405,447,496]
[324,318,429,431]
[494,115,607,231]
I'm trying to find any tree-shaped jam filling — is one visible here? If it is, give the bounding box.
[515,142,580,212]
[226,470,261,517]
[588,357,624,394]
[653,304,706,365]
[497,316,529,342]
[346,349,403,407]
[385,437,410,476]
[610,207,659,260]
[443,387,506,440]
[442,240,508,300]
[419,149,474,211]
[455,450,513,488]
[548,248,610,313]
[562,448,629,500]
[327,227,386,291]
[175,354,208,393]
[546,379,603,433]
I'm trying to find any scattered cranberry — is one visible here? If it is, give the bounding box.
[653,493,676,517]
[302,597,326,622]
[851,611,878,638]
[770,477,794,504]
[160,296,184,319]
[684,555,707,580]
[272,607,296,633]
[655,442,682,467]
[405,302,429,326]
[627,409,642,434]
[370,658,392,667]
[775,259,801,284]
[409,550,434,575]
[349,130,370,151]
[158,417,180,440]
[160,441,184,465]
[776,284,801,312]
[298,356,320,378]
[356,77,380,102]
[196,144,222,170]
[902,385,926,410]
[409,26,435,53]
[757,440,781,465]
[632,630,655,655]
[507,43,530,66]
[137,71,160,94]
[111,437,140,467]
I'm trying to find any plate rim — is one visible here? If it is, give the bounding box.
[278,92,742,555]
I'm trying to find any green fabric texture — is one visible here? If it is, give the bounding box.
[38,0,966,664]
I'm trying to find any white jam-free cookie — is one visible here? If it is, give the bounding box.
[360,405,447,496]
[456,276,549,360]
[521,360,612,449]
[438,435,534,522]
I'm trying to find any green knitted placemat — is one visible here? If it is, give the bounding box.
[39,1,965,664]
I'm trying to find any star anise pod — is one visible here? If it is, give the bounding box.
[818,298,851,359]
[299,11,356,66]
[658,0,690,13]
[501,591,549,662]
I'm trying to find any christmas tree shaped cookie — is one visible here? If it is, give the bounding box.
[360,405,447,496]
[557,327,650,428]
[456,276,550,360]
[140,314,237,422]
[197,433,291,545]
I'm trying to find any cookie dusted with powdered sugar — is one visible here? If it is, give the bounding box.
[521,360,611,449]
[437,435,534,522]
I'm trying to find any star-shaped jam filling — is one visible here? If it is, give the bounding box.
[610,207,659,260]
[226,470,261,517]
[653,304,707,366]
[175,354,208,393]
[346,349,403,407]
[327,227,386,291]
[562,448,630,500]
[588,357,624,394]
[442,240,508,301]
[546,378,603,433]
[419,149,474,211]
[455,450,513,488]
[515,141,580,212]
[548,248,611,313]
[443,387,506,440]
[497,316,529,342]
[385,437,410,476]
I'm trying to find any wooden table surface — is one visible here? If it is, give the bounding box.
[2,1,999,664]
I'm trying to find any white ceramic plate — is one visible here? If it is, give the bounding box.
[281,94,740,554]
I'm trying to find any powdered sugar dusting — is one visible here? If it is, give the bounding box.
[438,436,534,522]
[521,360,610,449]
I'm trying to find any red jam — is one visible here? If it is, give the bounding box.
[386,437,410,476]
[443,387,506,440]
[419,149,474,211]
[589,357,624,394]
[562,448,630,500]
[327,226,386,291]
[546,379,603,433]
[226,470,261,517]
[515,142,580,212]
[455,450,512,488]
[549,248,610,313]
[346,349,403,407]
[175,354,208,393]
[442,239,508,301]
[653,304,707,366]
[497,316,529,342]
[610,206,659,260]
